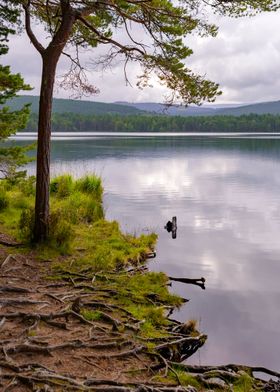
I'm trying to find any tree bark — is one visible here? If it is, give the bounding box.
[33,7,76,242]
[33,53,58,242]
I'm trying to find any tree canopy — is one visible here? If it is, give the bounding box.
[0,2,31,179]
[11,0,280,104]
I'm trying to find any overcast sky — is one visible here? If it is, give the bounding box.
[3,9,280,105]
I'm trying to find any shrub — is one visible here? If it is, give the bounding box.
[48,210,74,254]
[19,207,73,253]
[18,176,36,197]
[19,207,34,240]
[50,175,73,198]
[13,194,30,210]
[0,191,9,211]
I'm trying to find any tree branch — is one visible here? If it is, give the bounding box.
[23,1,45,54]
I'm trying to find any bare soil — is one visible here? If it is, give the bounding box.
[0,237,164,391]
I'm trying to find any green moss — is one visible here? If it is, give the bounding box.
[116,272,182,308]
[168,369,201,389]
[27,330,37,337]
[233,372,254,392]
[81,309,102,321]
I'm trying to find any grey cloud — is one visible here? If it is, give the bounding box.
[3,9,280,103]
[187,11,280,103]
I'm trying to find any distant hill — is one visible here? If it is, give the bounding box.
[217,100,280,116]
[116,100,280,116]
[6,96,280,117]
[115,101,217,116]
[5,95,145,115]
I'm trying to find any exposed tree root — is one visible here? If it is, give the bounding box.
[168,362,280,379]
[0,286,33,293]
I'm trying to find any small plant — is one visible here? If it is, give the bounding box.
[83,198,104,223]
[233,372,254,392]
[50,174,73,198]
[168,369,201,389]
[75,175,103,200]
[81,309,102,321]
[18,176,36,197]
[19,207,34,240]
[0,191,9,211]
[48,210,74,254]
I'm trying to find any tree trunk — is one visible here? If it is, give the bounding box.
[33,53,59,242]
[32,7,75,243]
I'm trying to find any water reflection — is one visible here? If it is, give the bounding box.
[14,135,280,370]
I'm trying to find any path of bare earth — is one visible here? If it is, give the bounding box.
[0,234,199,392]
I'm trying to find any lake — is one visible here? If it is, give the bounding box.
[11,132,280,372]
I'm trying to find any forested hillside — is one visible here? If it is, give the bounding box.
[4,95,145,115]
[6,96,280,117]
[25,112,280,133]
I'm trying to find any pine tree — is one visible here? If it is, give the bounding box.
[0,2,32,179]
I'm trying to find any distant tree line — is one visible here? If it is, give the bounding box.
[24,112,280,133]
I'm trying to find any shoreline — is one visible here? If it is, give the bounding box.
[0,175,279,390]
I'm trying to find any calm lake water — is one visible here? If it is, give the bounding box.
[12,133,280,371]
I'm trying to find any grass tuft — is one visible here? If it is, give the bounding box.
[75,175,103,200]
[0,191,9,211]
[50,174,74,198]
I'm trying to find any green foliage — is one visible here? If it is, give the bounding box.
[19,207,34,240]
[106,272,183,337]
[81,309,102,321]
[0,2,21,55]
[168,369,201,389]
[233,372,254,392]
[0,3,32,180]
[17,176,36,197]
[50,174,103,224]
[0,190,8,211]
[0,174,105,254]
[50,174,74,198]
[65,219,156,272]
[75,175,103,200]
[19,207,83,255]
[48,210,74,254]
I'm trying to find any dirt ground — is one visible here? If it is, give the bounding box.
[0,234,200,391]
[0,237,154,391]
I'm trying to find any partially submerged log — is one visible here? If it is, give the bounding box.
[169,276,206,290]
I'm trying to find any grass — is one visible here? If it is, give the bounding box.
[168,369,201,389]
[233,372,254,392]
[81,309,102,321]
[0,174,105,254]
